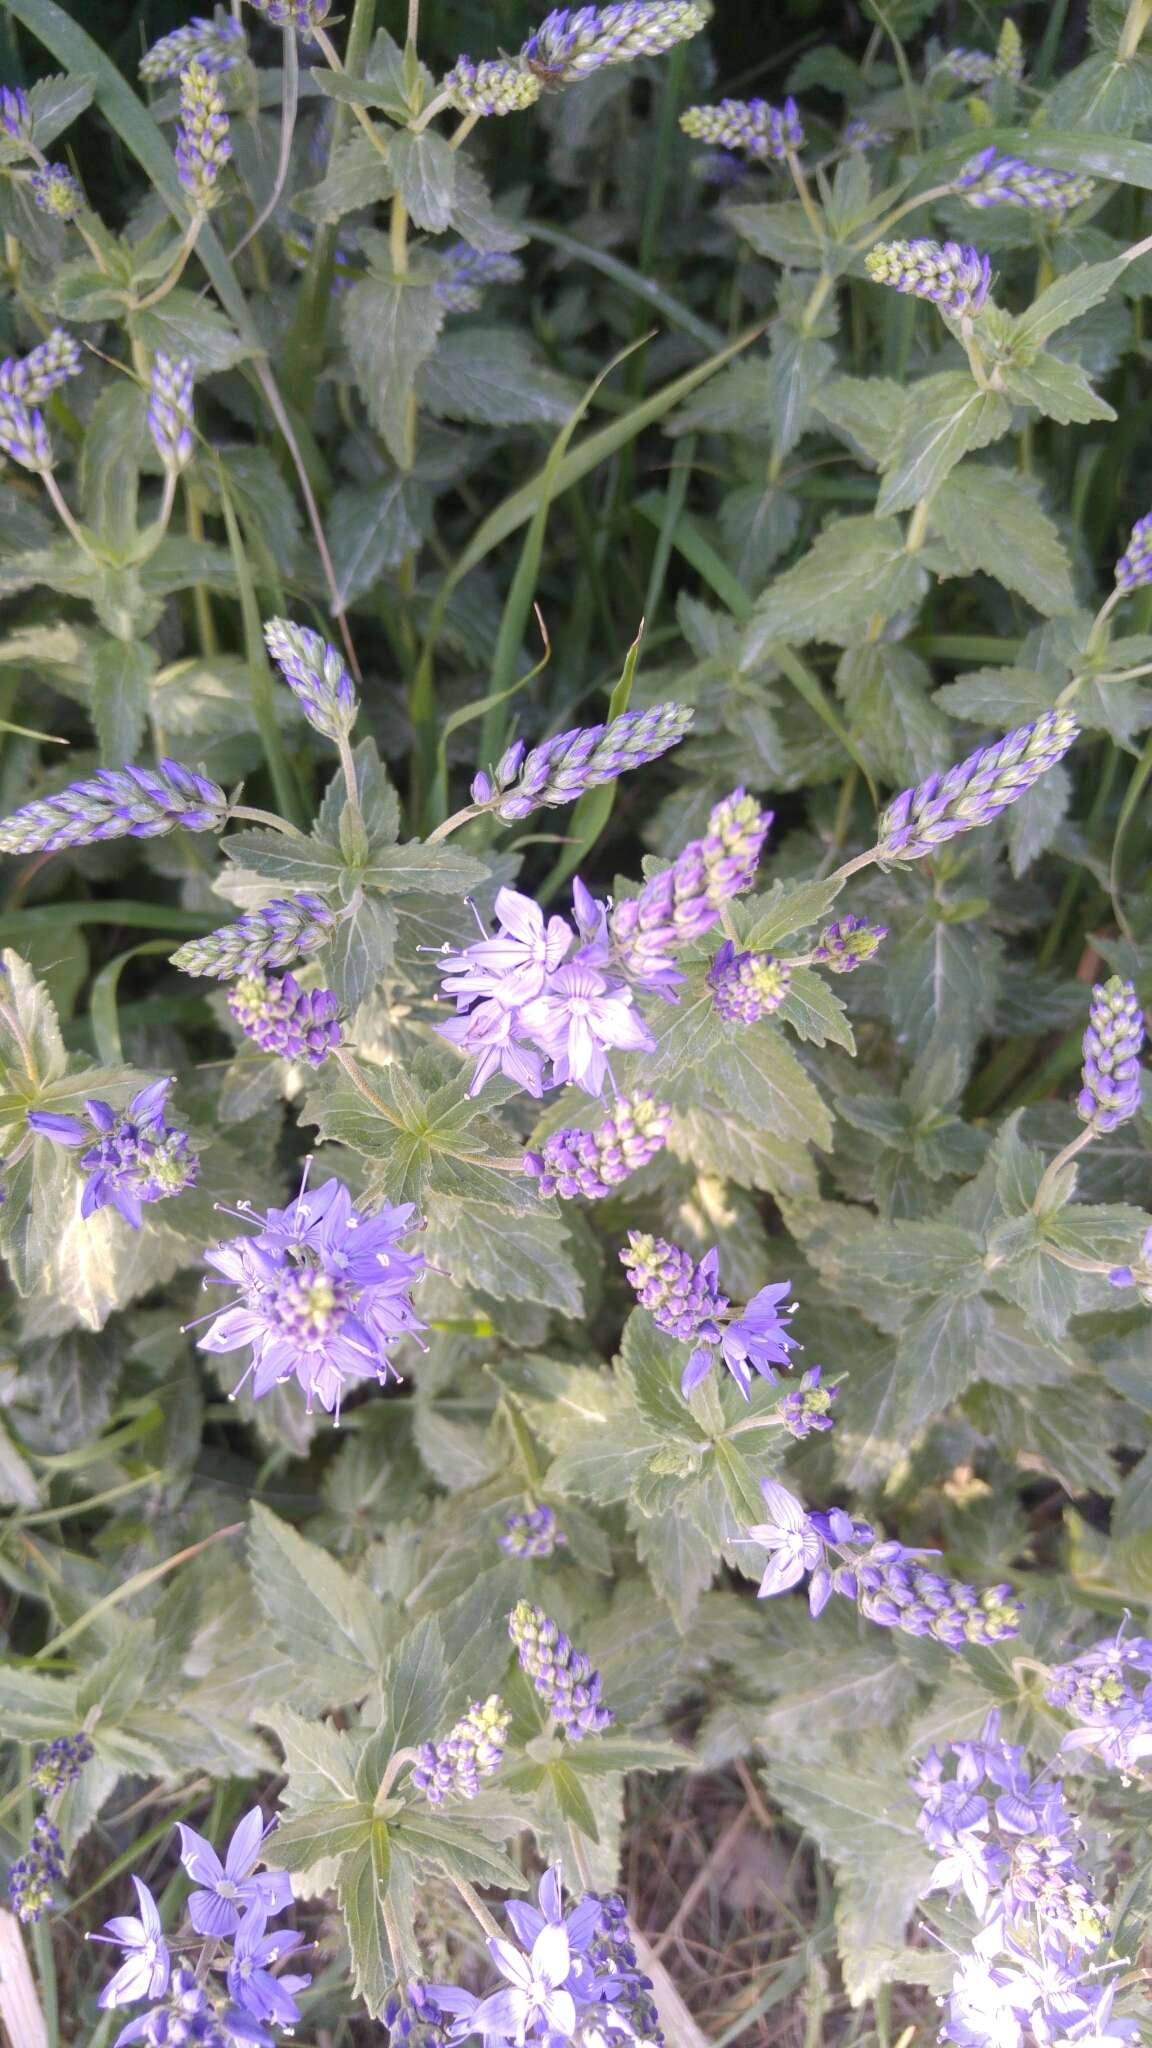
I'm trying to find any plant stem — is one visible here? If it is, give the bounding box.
[787,150,825,242]
[828,843,881,884]
[39,470,95,557]
[227,804,307,838]
[850,184,953,249]
[228,27,299,263]
[132,219,203,310]
[452,1876,503,1942]
[1119,0,1152,61]
[1032,1124,1095,1214]
[425,804,482,843]
[333,1046,407,1127]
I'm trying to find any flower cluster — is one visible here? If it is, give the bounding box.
[0,382,52,470]
[29,163,83,220]
[228,970,342,1066]
[0,757,229,854]
[708,941,791,1022]
[94,1811,306,2044]
[812,914,887,972]
[419,1865,665,2046]
[248,0,332,31]
[914,1713,1121,2048]
[780,1365,837,1439]
[171,893,335,980]
[877,710,1079,860]
[147,352,195,472]
[175,60,231,209]
[434,242,525,313]
[1076,976,1145,1133]
[501,1503,567,1558]
[444,0,709,116]
[621,1234,798,1396]
[679,96,804,162]
[524,1091,670,1199]
[7,1732,94,1921]
[865,237,992,318]
[437,886,653,1099]
[472,703,692,821]
[140,13,246,81]
[410,1696,511,1804]
[0,326,82,403]
[608,787,773,997]
[263,617,358,742]
[508,1601,615,1738]
[28,1079,197,1228]
[1108,1222,1152,1303]
[953,146,1095,217]
[1046,1631,1152,1778]
[1115,512,1152,590]
[747,1478,1022,1647]
[193,1171,427,1419]
[0,84,32,147]
[935,47,999,84]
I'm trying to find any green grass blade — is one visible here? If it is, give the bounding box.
[0,901,216,942]
[523,221,726,352]
[88,939,175,1064]
[215,460,306,829]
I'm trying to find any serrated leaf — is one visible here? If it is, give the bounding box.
[265,1802,375,1871]
[1002,354,1116,426]
[131,289,250,371]
[620,1310,709,1443]
[740,876,845,949]
[365,841,491,896]
[248,1504,389,1709]
[391,1811,527,1888]
[296,130,394,223]
[814,375,907,468]
[338,1823,395,2017]
[389,128,456,231]
[877,375,1012,515]
[328,477,426,608]
[263,1703,360,1808]
[378,1615,449,1754]
[91,637,156,766]
[931,467,1077,616]
[548,1758,600,1840]
[322,893,398,1011]
[424,1197,584,1315]
[743,517,928,658]
[836,643,953,783]
[343,275,444,467]
[1012,257,1127,350]
[723,201,824,268]
[419,328,577,428]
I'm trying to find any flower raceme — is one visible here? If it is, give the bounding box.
[1045,1632,1152,1778]
[193,1172,427,1419]
[501,1502,567,1557]
[508,1601,615,1739]
[747,1478,1022,1648]
[471,701,693,820]
[170,893,336,979]
[620,1234,799,1396]
[0,758,229,854]
[524,1091,671,1199]
[411,1696,511,1804]
[1077,976,1145,1132]
[865,237,992,318]
[139,14,246,81]
[953,145,1095,218]
[522,2,711,81]
[263,617,358,742]
[228,970,342,1066]
[680,96,804,162]
[174,60,231,209]
[146,353,195,472]
[877,709,1079,860]
[0,326,83,404]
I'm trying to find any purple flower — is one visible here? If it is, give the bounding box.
[30,1733,93,1796]
[140,14,246,81]
[500,1503,566,1557]
[620,1233,727,1381]
[0,328,83,405]
[0,389,53,471]
[718,1281,799,1398]
[0,85,32,146]
[812,914,887,973]
[877,710,1079,859]
[411,1696,511,1805]
[865,237,992,317]
[29,163,83,219]
[175,60,231,209]
[194,1173,427,1420]
[28,1078,197,1228]
[438,887,573,1008]
[708,940,791,1023]
[437,993,546,1100]
[0,757,228,854]
[263,617,357,742]
[475,702,693,821]
[147,353,194,471]
[953,146,1094,217]
[170,893,335,980]
[744,1477,829,1604]
[1116,513,1152,592]
[608,787,772,997]
[94,1879,171,2009]
[1076,976,1145,1133]
[7,1816,64,1925]
[780,1365,837,1438]
[472,1924,577,2041]
[226,1904,309,2025]
[521,1,711,82]
[434,242,525,313]
[519,960,654,1094]
[680,95,804,161]
[524,1091,670,1200]
[504,1863,602,1961]
[508,1600,615,1740]
[1046,1632,1152,1778]
[228,970,342,1066]
[176,1809,292,1939]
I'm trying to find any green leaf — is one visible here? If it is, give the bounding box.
[378,1615,449,1755]
[424,1197,585,1316]
[365,842,491,896]
[930,467,1077,616]
[91,637,156,766]
[934,667,1061,724]
[876,375,1012,515]
[295,130,394,223]
[322,893,398,1011]
[633,1507,718,1625]
[388,128,456,232]
[1002,354,1116,426]
[248,1505,389,1709]
[743,517,928,657]
[419,328,577,428]
[1011,257,1128,351]
[328,478,425,608]
[1113,1453,1152,1540]
[620,1310,709,1444]
[338,1822,396,2017]
[262,1702,360,1808]
[262,1801,375,1872]
[130,289,250,372]
[723,201,825,268]
[548,1759,601,1840]
[768,329,835,458]
[80,385,146,553]
[391,1810,527,1888]
[28,70,95,148]
[740,876,846,949]
[836,644,953,783]
[885,919,1001,1076]
[815,375,907,468]
[343,274,444,468]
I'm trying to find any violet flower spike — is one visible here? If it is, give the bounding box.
[443,56,543,116]
[174,59,231,210]
[140,14,246,82]
[521,1,711,84]
[877,710,1079,860]
[263,616,358,742]
[1115,512,1152,591]
[170,893,335,980]
[865,236,992,318]
[1076,976,1145,1133]
[680,95,804,162]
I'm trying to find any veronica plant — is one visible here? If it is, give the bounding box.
[0,2,1150,2045]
